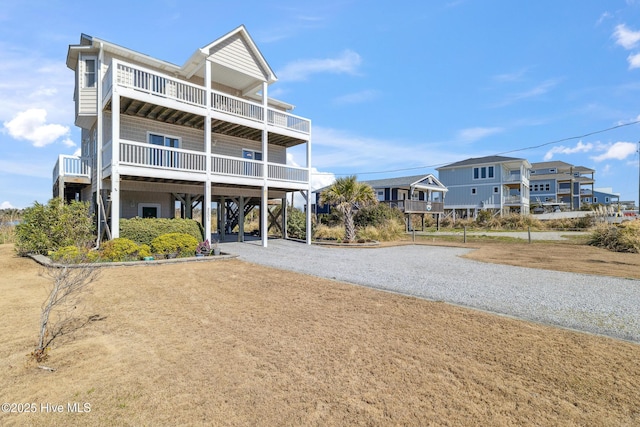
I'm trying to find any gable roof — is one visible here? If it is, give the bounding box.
[437,155,528,169]
[362,174,448,192]
[67,26,283,103]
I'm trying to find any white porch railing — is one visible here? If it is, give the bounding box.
[212,92,263,122]
[211,154,262,178]
[53,155,91,182]
[111,60,310,135]
[116,62,206,107]
[120,140,206,172]
[268,163,309,183]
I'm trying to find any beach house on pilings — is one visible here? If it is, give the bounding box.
[52,26,313,247]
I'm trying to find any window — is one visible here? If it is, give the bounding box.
[148,133,180,167]
[549,168,556,173]
[545,184,550,191]
[471,187,477,195]
[593,197,598,203]
[376,190,385,201]
[493,186,499,193]
[473,166,494,180]
[84,59,96,88]
[605,197,610,203]
[242,149,263,177]
[138,203,161,218]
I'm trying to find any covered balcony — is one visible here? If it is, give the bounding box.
[102,60,310,147]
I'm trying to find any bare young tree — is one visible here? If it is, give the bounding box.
[33,264,100,362]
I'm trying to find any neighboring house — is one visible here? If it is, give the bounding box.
[53,26,313,247]
[364,174,448,230]
[436,156,531,218]
[314,174,448,230]
[529,161,594,210]
[584,187,620,206]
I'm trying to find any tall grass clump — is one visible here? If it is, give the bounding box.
[588,220,640,253]
[356,218,405,242]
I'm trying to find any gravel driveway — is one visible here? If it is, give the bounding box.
[223,239,640,343]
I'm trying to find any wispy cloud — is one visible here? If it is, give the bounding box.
[492,68,529,83]
[613,24,640,49]
[591,141,637,161]
[457,127,503,143]
[310,126,461,174]
[0,159,51,178]
[492,79,560,107]
[277,50,362,82]
[3,108,69,147]
[596,12,612,26]
[544,141,594,161]
[332,89,379,105]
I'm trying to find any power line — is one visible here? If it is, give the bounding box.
[313,119,640,177]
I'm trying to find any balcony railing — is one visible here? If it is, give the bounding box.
[53,155,91,183]
[120,141,206,173]
[110,60,310,135]
[382,200,444,213]
[113,140,308,184]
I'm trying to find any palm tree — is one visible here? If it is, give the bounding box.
[319,176,377,242]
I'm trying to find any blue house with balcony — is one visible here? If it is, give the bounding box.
[436,156,531,218]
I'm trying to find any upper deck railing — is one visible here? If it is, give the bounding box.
[107,60,310,135]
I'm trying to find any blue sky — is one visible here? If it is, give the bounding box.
[1,0,640,209]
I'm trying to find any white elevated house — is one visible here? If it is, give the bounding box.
[53,26,312,247]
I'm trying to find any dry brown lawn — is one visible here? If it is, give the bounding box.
[1,241,639,426]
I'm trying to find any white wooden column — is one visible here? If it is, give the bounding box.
[110,87,120,238]
[261,81,269,248]
[305,128,312,245]
[204,59,212,241]
[96,44,105,246]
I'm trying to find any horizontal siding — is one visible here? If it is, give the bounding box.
[209,34,266,81]
[119,115,204,150]
[120,190,172,219]
[114,114,287,164]
[78,88,97,115]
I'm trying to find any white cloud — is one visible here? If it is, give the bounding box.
[0,201,15,209]
[591,141,637,161]
[457,127,503,143]
[332,89,379,105]
[286,152,335,207]
[613,24,640,50]
[277,50,362,81]
[543,141,594,161]
[628,52,640,69]
[3,108,69,147]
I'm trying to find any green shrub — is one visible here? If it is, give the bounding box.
[589,220,640,253]
[15,198,95,256]
[120,218,203,246]
[51,245,83,263]
[151,232,198,258]
[287,207,313,239]
[475,210,493,227]
[100,238,141,262]
[354,203,404,228]
[138,244,152,259]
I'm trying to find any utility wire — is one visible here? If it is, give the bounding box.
[313,119,640,177]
